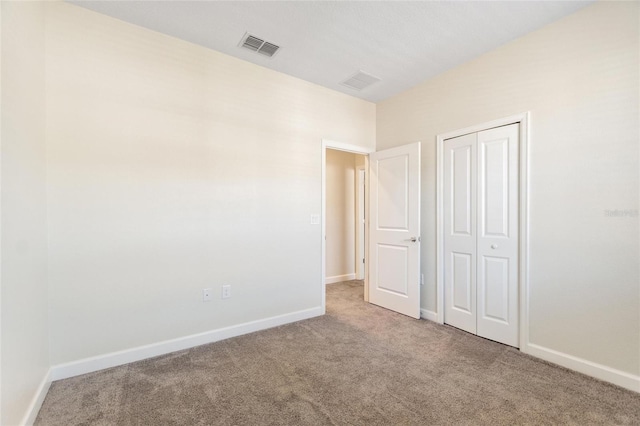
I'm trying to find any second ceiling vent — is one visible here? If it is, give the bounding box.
[340,71,381,91]
[239,33,280,58]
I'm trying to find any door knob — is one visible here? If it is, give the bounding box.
[406,237,419,242]
[491,244,498,249]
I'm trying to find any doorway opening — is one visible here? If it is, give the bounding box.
[325,149,367,284]
[321,140,373,314]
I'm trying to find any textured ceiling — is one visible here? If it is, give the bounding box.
[70,1,593,103]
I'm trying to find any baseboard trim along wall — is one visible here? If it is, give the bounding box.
[325,273,356,285]
[420,309,438,322]
[420,309,639,393]
[21,369,52,426]
[524,343,640,393]
[51,306,323,382]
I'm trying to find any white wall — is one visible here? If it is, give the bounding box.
[45,2,375,366]
[377,0,639,381]
[0,2,50,424]
[326,149,356,282]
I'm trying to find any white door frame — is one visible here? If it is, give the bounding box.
[436,112,530,349]
[321,139,374,314]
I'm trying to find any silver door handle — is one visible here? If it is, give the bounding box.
[406,237,419,242]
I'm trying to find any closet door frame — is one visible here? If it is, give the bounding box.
[436,112,530,350]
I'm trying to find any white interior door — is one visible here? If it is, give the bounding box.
[368,142,421,319]
[443,124,519,347]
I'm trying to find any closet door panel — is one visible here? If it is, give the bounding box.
[443,133,477,334]
[476,124,519,347]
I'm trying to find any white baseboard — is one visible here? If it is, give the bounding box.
[420,308,438,322]
[524,343,640,393]
[21,368,52,426]
[325,273,356,285]
[51,306,323,381]
[420,313,638,392]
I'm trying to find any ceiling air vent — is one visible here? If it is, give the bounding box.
[239,33,280,58]
[340,71,381,91]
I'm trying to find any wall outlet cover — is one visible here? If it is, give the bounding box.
[222,285,231,299]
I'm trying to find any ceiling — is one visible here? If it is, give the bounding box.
[70,1,593,103]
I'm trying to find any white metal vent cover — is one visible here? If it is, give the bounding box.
[239,32,280,58]
[340,71,381,91]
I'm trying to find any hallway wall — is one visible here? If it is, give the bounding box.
[326,149,357,283]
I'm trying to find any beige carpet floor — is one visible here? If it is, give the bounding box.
[36,280,640,425]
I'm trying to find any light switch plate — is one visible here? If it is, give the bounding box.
[310,214,320,225]
[203,288,212,302]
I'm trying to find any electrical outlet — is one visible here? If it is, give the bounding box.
[203,288,212,302]
[221,285,231,299]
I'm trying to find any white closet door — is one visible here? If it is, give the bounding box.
[476,124,519,347]
[443,124,519,348]
[443,133,477,334]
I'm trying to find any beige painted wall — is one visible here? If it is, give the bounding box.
[326,149,356,281]
[0,2,50,424]
[45,2,375,366]
[377,1,639,375]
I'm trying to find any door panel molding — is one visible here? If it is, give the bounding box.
[436,113,530,350]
